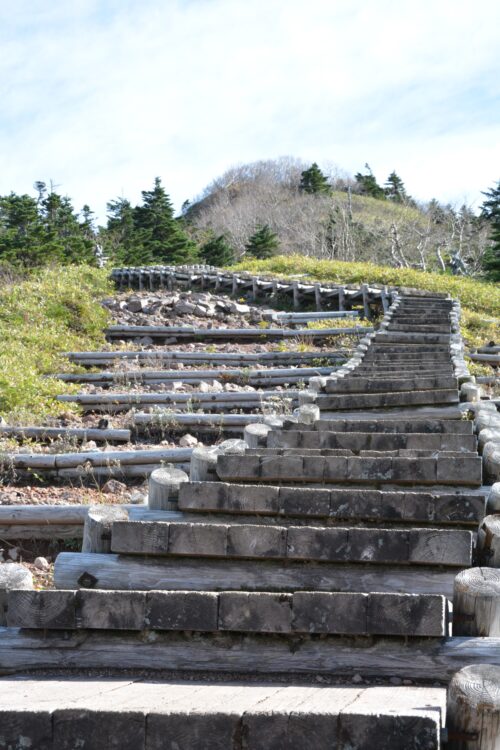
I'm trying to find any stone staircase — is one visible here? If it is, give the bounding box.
[0,292,490,748]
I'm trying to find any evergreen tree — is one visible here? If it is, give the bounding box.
[133,177,198,264]
[245,224,279,259]
[355,164,386,200]
[384,171,407,202]
[0,193,46,266]
[200,234,235,266]
[480,180,500,281]
[41,192,95,264]
[299,163,331,194]
[105,198,142,265]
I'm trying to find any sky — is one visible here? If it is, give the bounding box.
[1,0,499,222]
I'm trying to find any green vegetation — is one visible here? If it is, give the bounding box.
[200,233,235,266]
[480,180,500,281]
[245,224,280,259]
[299,163,331,195]
[0,265,111,421]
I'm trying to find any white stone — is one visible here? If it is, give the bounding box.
[179,434,199,448]
[34,557,50,572]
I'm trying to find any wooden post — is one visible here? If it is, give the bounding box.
[0,564,33,626]
[297,404,320,425]
[361,283,371,319]
[82,505,129,553]
[148,466,189,510]
[477,516,500,566]
[453,567,500,636]
[252,278,258,302]
[338,287,345,312]
[292,281,300,310]
[232,275,238,296]
[314,283,322,311]
[189,446,219,482]
[381,287,389,313]
[447,664,500,748]
[244,423,271,448]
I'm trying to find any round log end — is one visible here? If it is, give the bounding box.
[448,664,500,745]
[487,483,500,514]
[148,467,189,510]
[243,423,271,448]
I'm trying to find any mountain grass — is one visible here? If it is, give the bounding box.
[0,265,111,422]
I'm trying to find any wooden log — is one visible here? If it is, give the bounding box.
[477,516,500,566]
[0,524,83,540]
[148,467,189,511]
[297,404,320,424]
[57,390,300,406]
[134,412,264,428]
[65,350,350,364]
[189,446,220,482]
[454,568,500,636]
[0,564,33,626]
[0,505,89,525]
[243,423,271,448]
[57,462,191,479]
[0,426,131,443]
[53,552,458,597]
[81,505,129,553]
[447,665,500,748]
[487,484,500,514]
[104,324,372,340]
[53,447,193,468]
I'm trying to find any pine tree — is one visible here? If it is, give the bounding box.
[0,193,46,266]
[105,198,142,265]
[200,234,235,266]
[480,180,500,281]
[355,164,386,200]
[384,171,407,202]
[41,192,95,264]
[245,224,279,259]
[133,177,198,265]
[299,163,331,194]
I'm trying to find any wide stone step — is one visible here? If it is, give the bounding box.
[324,376,457,393]
[247,447,469,458]
[110,520,473,567]
[0,676,446,750]
[374,332,452,344]
[54,551,459,596]
[314,389,459,410]
[178,482,485,525]
[268,429,476,452]
[7,589,448,637]
[282,418,474,434]
[386,324,451,333]
[216,452,481,486]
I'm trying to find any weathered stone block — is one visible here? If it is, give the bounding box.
[218,592,292,633]
[146,591,218,631]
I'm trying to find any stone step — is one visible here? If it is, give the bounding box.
[319,406,465,422]
[282,418,474,434]
[111,520,473,567]
[374,332,452,344]
[0,676,446,750]
[350,370,454,379]
[54,551,460,596]
[314,389,459,410]
[386,324,451,334]
[363,349,451,360]
[324,376,457,393]
[216,452,482,486]
[268,430,476,452]
[7,589,448,637]
[247,448,469,458]
[178,482,485,526]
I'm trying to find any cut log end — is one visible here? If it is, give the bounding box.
[148,466,189,511]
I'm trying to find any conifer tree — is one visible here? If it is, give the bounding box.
[480,180,500,281]
[133,177,198,264]
[355,164,386,200]
[200,234,235,266]
[299,163,331,194]
[245,224,279,259]
[384,171,407,202]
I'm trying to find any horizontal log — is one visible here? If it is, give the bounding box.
[1,626,499,681]
[133,412,264,428]
[105,325,372,340]
[57,462,191,479]
[54,552,459,596]
[469,353,500,364]
[0,426,131,442]
[0,448,193,471]
[65,350,350,364]
[57,390,300,405]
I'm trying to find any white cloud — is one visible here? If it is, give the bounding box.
[0,0,499,220]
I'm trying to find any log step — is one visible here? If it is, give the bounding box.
[324,376,457,393]
[7,589,448,637]
[53,551,459,596]
[110,520,473,567]
[268,430,476,452]
[282,418,474,434]
[0,675,446,750]
[216,453,482,486]
[314,389,459,410]
[177,482,486,525]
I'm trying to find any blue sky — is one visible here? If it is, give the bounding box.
[1,0,499,222]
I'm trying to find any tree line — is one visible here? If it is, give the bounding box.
[0,165,498,281]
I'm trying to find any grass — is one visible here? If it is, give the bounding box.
[230,255,500,347]
[0,265,112,422]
